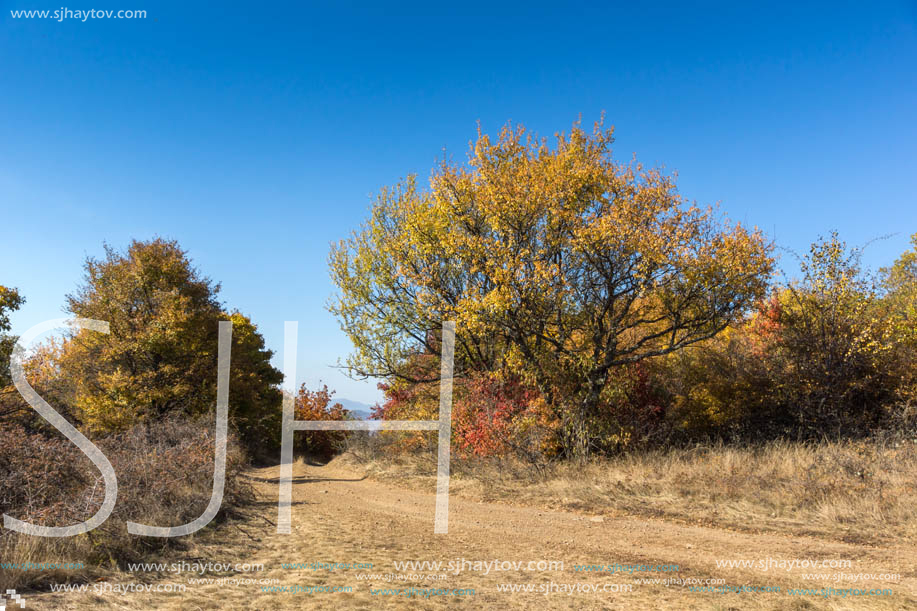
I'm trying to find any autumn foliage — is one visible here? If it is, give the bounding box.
[332,120,917,462]
[3,239,286,453]
[332,118,774,459]
[293,383,352,460]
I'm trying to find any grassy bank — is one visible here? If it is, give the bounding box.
[0,417,251,592]
[339,434,917,545]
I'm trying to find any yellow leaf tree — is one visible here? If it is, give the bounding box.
[329,119,774,458]
[60,239,283,453]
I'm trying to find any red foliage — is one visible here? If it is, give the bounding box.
[749,294,783,345]
[453,373,542,457]
[293,383,351,459]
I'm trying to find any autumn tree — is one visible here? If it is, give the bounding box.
[884,232,917,282]
[881,233,917,333]
[222,312,284,454]
[293,383,351,459]
[658,299,787,440]
[880,233,917,426]
[657,233,917,442]
[0,285,25,414]
[767,233,897,437]
[330,119,774,458]
[0,289,72,430]
[0,286,24,334]
[60,239,282,450]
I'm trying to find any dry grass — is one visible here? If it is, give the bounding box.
[0,417,251,592]
[22,456,917,610]
[340,434,917,544]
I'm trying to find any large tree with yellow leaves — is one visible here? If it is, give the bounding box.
[60,239,283,452]
[330,120,774,458]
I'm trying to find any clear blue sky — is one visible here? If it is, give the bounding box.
[2,1,915,404]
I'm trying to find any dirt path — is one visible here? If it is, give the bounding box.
[27,460,917,610]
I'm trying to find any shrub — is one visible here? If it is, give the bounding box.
[453,372,558,461]
[293,383,352,460]
[0,416,250,591]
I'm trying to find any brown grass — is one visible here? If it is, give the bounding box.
[341,434,917,544]
[22,455,917,610]
[0,417,251,592]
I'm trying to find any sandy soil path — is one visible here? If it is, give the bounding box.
[26,460,917,610]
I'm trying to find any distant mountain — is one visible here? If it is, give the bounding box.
[335,398,375,420]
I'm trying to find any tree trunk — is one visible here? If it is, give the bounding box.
[566,371,607,462]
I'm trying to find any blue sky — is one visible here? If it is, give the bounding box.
[1,1,915,404]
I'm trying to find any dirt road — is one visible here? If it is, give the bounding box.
[27,460,917,610]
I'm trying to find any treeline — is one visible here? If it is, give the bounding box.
[370,232,917,462]
[0,239,349,456]
[330,120,917,462]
